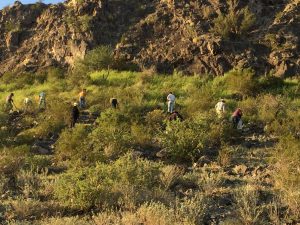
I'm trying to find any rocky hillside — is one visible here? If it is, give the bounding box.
[0,0,299,76]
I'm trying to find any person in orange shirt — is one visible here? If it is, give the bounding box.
[78,88,87,109]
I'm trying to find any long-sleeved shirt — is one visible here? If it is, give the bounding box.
[215,101,225,112]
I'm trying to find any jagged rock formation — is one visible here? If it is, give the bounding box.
[0,0,299,76]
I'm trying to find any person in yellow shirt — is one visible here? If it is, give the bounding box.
[78,89,87,109]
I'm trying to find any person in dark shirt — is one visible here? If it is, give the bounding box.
[110,98,118,109]
[168,111,184,122]
[71,103,80,128]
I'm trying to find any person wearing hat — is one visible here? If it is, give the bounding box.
[70,102,80,128]
[5,93,15,112]
[215,99,226,118]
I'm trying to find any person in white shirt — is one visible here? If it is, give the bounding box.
[167,92,176,113]
[215,99,226,118]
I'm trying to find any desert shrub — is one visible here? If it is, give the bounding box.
[72,46,114,83]
[184,84,216,116]
[259,75,284,91]
[0,145,30,176]
[39,217,91,225]
[16,169,44,199]
[47,67,65,81]
[86,114,132,161]
[34,98,70,137]
[257,94,282,123]
[130,123,153,147]
[224,68,258,98]
[54,154,162,210]
[145,109,165,132]
[160,165,185,190]
[5,198,60,221]
[55,125,91,162]
[160,119,207,163]
[160,115,234,163]
[0,175,9,196]
[234,185,265,225]
[24,155,52,171]
[0,72,35,89]
[238,97,258,121]
[217,146,234,167]
[184,167,225,194]
[271,136,300,219]
[212,4,255,39]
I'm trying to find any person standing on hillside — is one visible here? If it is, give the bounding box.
[215,99,226,118]
[231,108,243,129]
[5,93,15,112]
[78,88,87,109]
[39,91,46,110]
[71,103,80,128]
[110,98,118,109]
[167,92,176,113]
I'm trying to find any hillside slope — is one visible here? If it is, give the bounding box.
[0,0,299,76]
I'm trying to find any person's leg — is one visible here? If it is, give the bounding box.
[170,102,174,113]
[167,101,171,113]
[79,97,83,108]
[82,98,86,108]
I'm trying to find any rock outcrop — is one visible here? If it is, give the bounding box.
[0,0,299,76]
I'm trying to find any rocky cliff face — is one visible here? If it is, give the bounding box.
[0,0,299,76]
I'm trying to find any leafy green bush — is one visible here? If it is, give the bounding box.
[55,125,91,161]
[159,115,233,163]
[212,5,255,39]
[0,72,36,89]
[224,68,258,98]
[47,67,65,81]
[72,46,114,84]
[33,99,70,137]
[0,145,30,176]
[54,154,162,210]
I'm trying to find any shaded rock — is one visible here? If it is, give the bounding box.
[156,148,169,158]
[6,31,20,50]
[32,145,51,155]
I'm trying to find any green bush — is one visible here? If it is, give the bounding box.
[33,98,70,137]
[224,68,258,98]
[159,115,233,163]
[55,125,91,162]
[47,67,65,81]
[0,145,30,176]
[54,154,162,210]
[212,5,255,39]
[72,46,114,84]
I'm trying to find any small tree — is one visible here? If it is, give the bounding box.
[71,45,114,84]
[211,1,255,39]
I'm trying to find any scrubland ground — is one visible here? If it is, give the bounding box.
[0,66,299,225]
